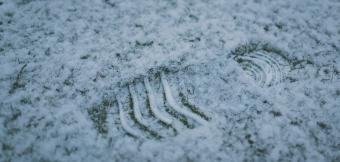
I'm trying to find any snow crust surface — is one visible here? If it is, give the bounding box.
[1,0,340,161]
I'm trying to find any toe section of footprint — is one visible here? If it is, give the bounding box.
[89,70,210,140]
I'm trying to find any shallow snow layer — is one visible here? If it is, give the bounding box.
[0,0,340,161]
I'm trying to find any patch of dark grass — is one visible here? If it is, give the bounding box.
[255,148,268,156]
[63,79,73,86]
[2,143,13,151]
[80,54,90,60]
[16,0,34,5]
[317,122,331,130]
[20,97,32,105]
[63,69,75,86]
[245,134,254,145]
[9,64,27,94]
[135,40,154,48]
[64,146,78,156]
[188,14,199,22]
[269,110,282,117]
[275,22,285,30]
[4,12,14,17]
[336,89,340,96]
[134,24,143,28]
[103,0,115,7]
[264,25,270,32]
[88,100,111,135]
[4,108,22,128]
[231,41,259,57]
[186,37,201,42]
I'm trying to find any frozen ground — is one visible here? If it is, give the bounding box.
[0,0,340,161]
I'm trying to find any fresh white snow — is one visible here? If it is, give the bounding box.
[0,0,340,161]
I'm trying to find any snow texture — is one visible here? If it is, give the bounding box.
[0,0,340,161]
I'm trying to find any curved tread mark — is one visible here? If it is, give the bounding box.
[234,50,290,87]
[160,72,208,125]
[129,84,148,126]
[144,77,173,125]
[239,59,267,86]
[178,92,211,121]
[116,96,140,138]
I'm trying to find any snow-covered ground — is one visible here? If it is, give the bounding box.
[1,0,340,161]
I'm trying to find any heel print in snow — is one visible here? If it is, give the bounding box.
[232,42,291,87]
[95,71,210,139]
